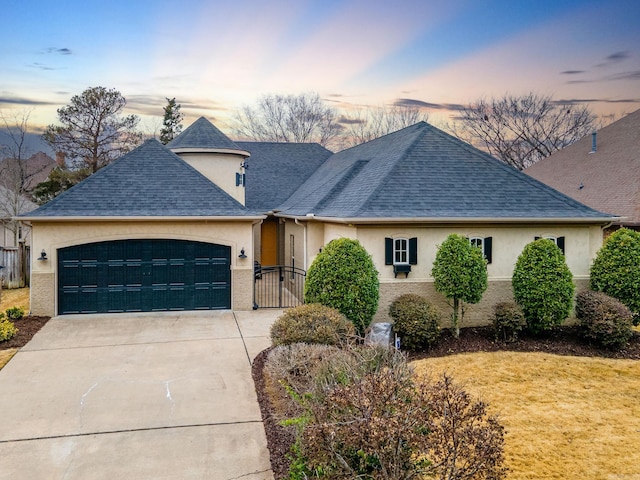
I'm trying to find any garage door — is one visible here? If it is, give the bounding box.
[58,239,231,314]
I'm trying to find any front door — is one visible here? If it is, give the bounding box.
[261,219,278,266]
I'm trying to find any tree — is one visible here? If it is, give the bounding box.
[451,92,596,170]
[304,238,379,335]
[160,97,184,144]
[432,234,488,338]
[590,228,640,324]
[512,239,574,333]
[233,92,342,149]
[43,86,142,173]
[0,110,50,242]
[341,104,430,147]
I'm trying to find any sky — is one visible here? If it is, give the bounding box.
[2,0,639,136]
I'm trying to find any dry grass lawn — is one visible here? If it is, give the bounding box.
[412,352,640,480]
[0,349,18,369]
[0,287,29,312]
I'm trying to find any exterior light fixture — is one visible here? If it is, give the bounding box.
[239,248,247,259]
[37,249,48,261]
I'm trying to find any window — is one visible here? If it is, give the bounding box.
[535,236,565,255]
[469,236,492,264]
[385,237,417,277]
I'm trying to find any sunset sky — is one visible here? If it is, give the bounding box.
[2,0,639,134]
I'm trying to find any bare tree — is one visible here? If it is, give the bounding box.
[451,92,596,170]
[43,86,142,173]
[341,104,430,147]
[0,110,50,244]
[233,92,342,149]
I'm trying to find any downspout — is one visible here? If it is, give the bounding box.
[294,218,308,271]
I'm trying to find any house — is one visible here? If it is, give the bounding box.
[526,108,640,232]
[22,118,615,324]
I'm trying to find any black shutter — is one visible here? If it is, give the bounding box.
[409,237,418,265]
[385,237,393,265]
[557,236,565,255]
[484,236,492,264]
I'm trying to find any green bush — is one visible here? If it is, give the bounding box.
[304,238,379,335]
[0,319,18,342]
[590,228,640,325]
[389,294,441,351]
[5,306,25,321]
[432,234,488,337]
[575,290,633,350]
[492,302,526,342]
[512,239,574,334]
[270,304,355,347]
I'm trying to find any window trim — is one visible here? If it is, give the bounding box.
[469,236,492,264]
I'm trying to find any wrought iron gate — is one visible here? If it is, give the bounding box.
[253,264,306,309]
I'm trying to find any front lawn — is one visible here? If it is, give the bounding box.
[412,352,640,479]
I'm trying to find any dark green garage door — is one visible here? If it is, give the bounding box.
[58,239,231,314]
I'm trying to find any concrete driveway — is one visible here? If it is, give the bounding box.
[0,310,280,480]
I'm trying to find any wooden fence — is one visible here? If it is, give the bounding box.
[0,245,30,289]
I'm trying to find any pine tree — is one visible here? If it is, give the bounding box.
[160,97,184,144]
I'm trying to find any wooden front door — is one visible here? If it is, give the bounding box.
[261,219,278,266]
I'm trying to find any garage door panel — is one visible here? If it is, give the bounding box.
[58,240,231,315]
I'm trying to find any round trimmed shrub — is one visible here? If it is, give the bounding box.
[0,318,18,342]
[492,301,526,342]
[389,294,441,351]
[5,306,24,321]
[512,238,574,334]
[270,303,355,346]
[304,238,379,335]
[590,228,640,324]
[575,290,633,349]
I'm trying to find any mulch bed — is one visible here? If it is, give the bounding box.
[0,316,51,350]
[252,326,640,479]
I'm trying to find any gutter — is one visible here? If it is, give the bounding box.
[19,215,267,222]
[275,214,618,225]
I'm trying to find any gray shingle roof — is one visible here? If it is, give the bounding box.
[167,116,245,152]
[25,139,256,218]
[277,122,615,221]
[236,142,332,212]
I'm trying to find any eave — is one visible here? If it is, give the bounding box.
[19,215,266,222]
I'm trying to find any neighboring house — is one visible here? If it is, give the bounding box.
[0,186,38,247]
[22,118,615,324]
[526,108,640,232]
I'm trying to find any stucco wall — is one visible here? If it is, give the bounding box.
[30,220,255,316]
[177,152,247,205]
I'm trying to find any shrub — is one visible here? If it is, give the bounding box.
[300,370,506,480]
[590,228,640,324]
[432,234,488,337]
[389,294,441,351]
[0,319,18,342]
[304,238,379,335]
[270,304,355,347]
[5,306,25,321]
[575,290,633,349]
[492,301,526,342]
[512,239,574,334]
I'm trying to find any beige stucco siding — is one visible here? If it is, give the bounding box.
[29,220,255,316]
[284,220,603,327]
[178,152,247,205]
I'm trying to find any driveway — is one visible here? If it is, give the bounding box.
[0,310,280,479]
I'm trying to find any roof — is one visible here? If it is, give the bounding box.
[0,152,55,191]
[23,139,258,219]
[526,109,640,226]
[277,122,614,223]
[236,141,332,212]
[167,116,247,153]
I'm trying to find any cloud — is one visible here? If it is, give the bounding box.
[45,47,73,55]
[337,116,366,125]
[394,98,465,111]
[29,62,57,71]
[553,97,640,105]
[596,50,630,68]
[607,70,640,81]
[0,96,57,106]
[561,70,585,75]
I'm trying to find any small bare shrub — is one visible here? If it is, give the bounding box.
[575,290,633,349]
[389,293,441,351]
[270,304,355,346]
[492,301,526,342]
